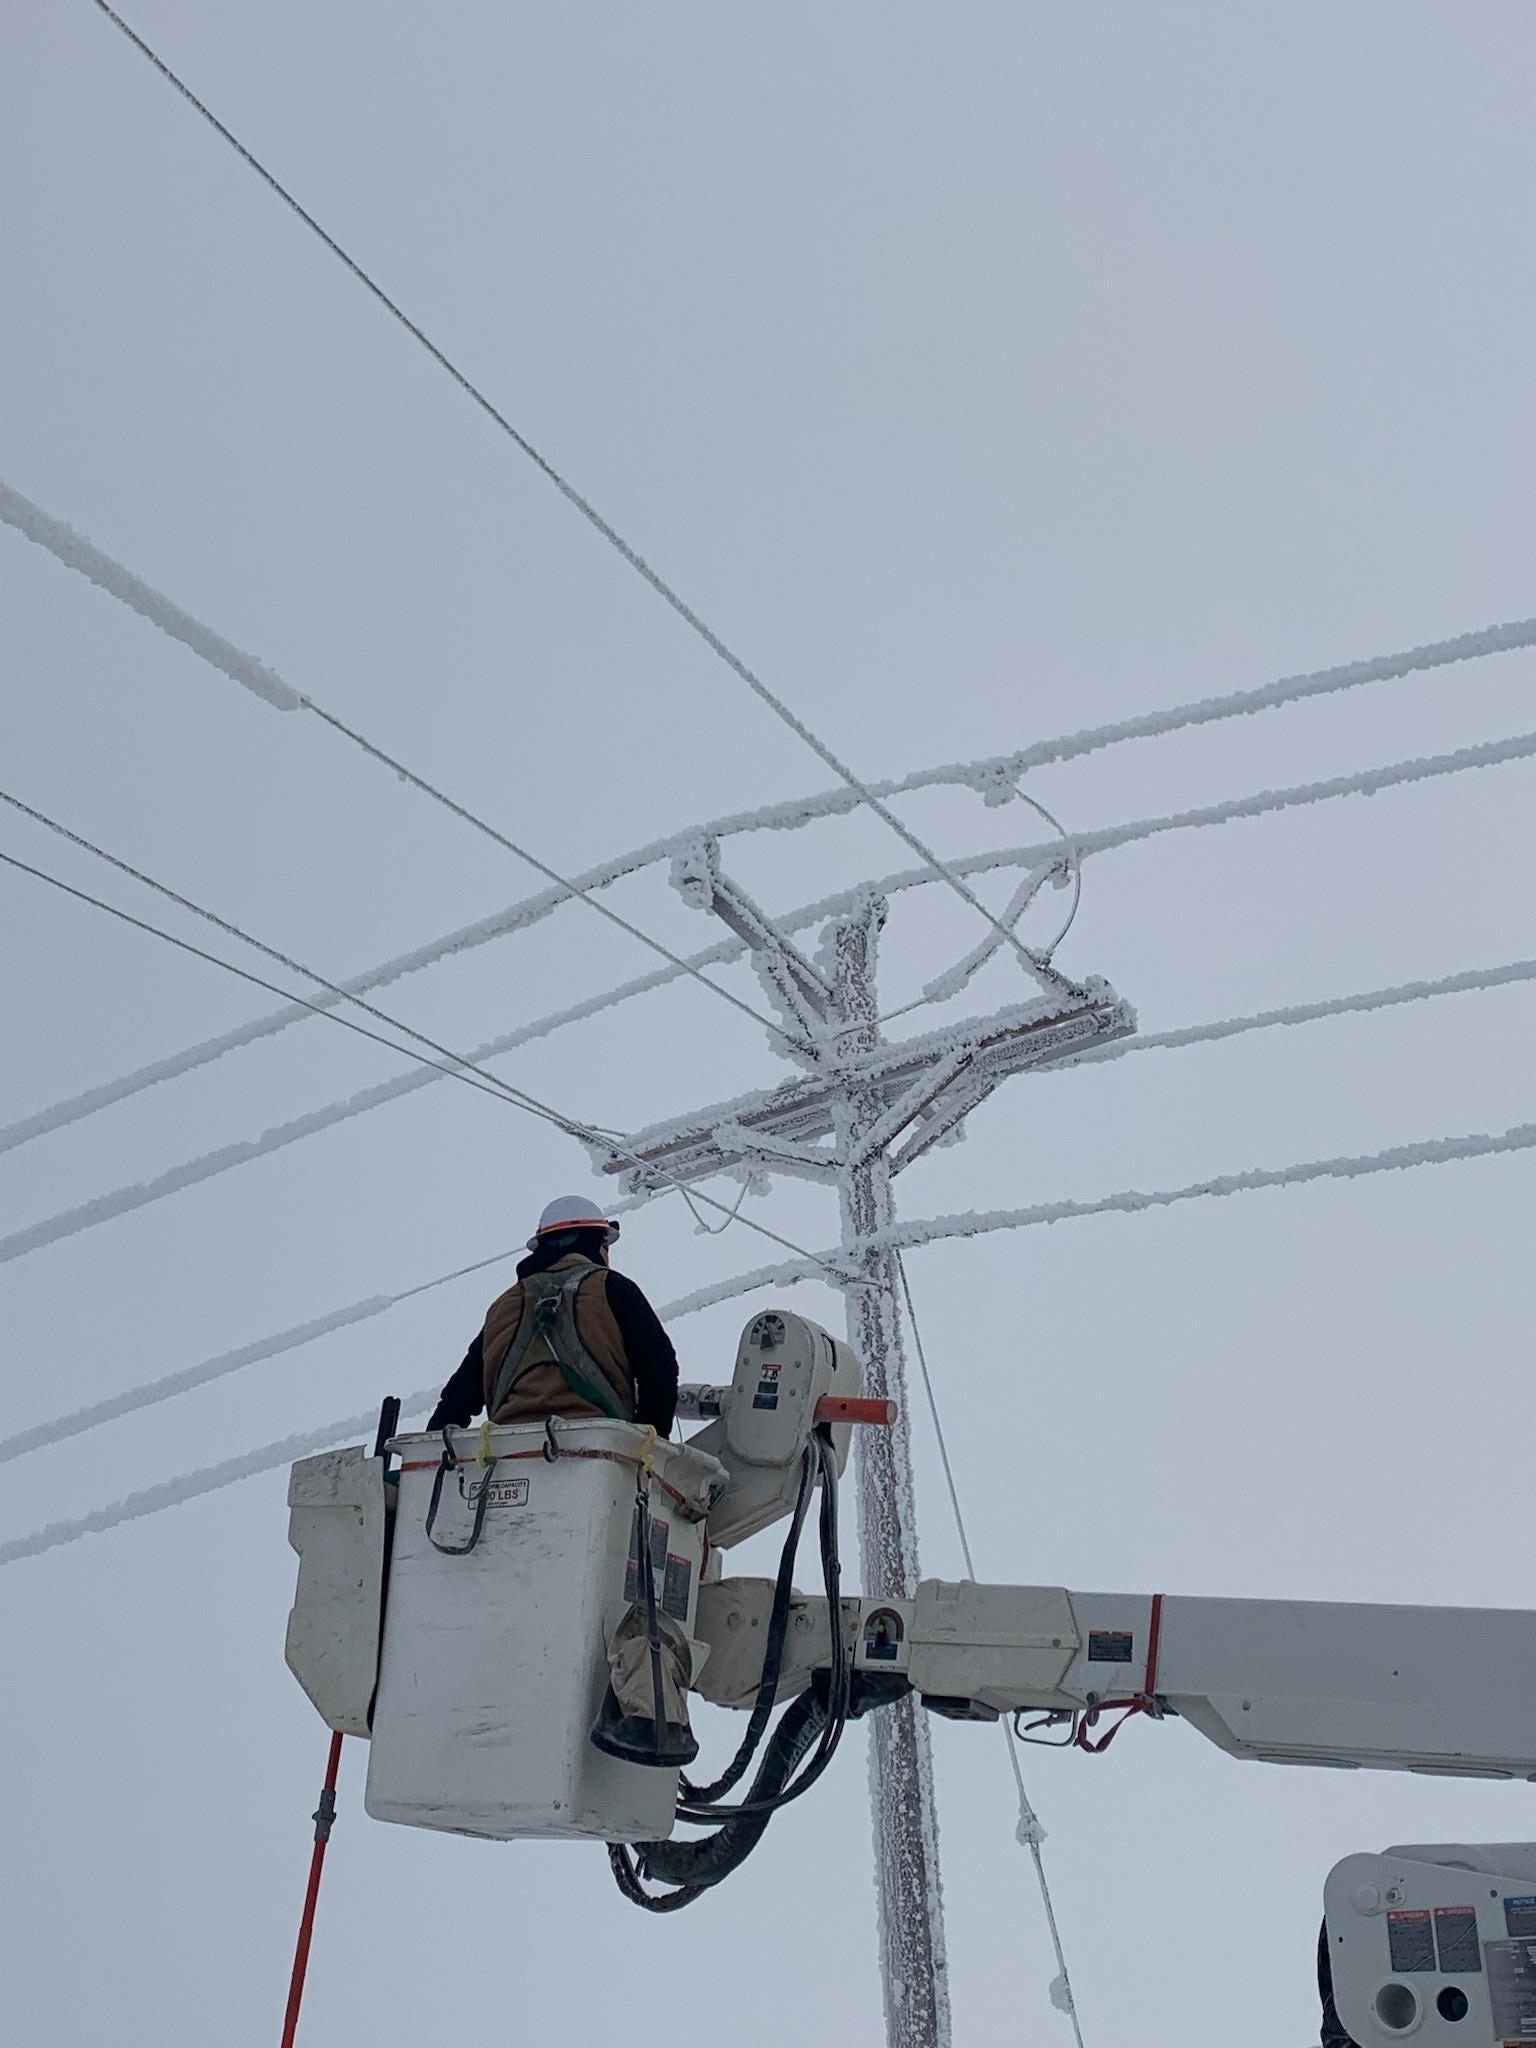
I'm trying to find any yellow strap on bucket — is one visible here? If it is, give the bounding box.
[476,1416,495,1467]
[636,1424,658,1473]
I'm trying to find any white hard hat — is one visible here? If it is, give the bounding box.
[528,1195,621,1250]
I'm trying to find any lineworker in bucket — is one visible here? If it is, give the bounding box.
[426,1196,679,1437]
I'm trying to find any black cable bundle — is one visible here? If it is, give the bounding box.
[609,1430,853,1911]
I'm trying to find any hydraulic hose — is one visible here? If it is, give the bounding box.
[678,1439,819,1805]
[675,1432,849,1824]
[631,1685,830,1894]
[609,1431,856,1911]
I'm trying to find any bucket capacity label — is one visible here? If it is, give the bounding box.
[481,1476,530,1508]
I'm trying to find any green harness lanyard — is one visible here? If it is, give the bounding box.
[519,1284,626,1421]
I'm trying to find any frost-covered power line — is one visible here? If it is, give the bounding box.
[656,1113,1536,1316]
[73,15,1073,1003]
[0,478,786,1047]
[0,1396,441,1568]
[0,845,576,1126]
[0,851,837,1279]
[8,1105,1536,1567]
[37,0,1536,998]
[0,477,300,708]
[8,919,1534,1271]
[0,1185,735,1467]
[0,786,633,1138]
[8,439,1534,1008]
[7,716,1534,1164]
[0,1256,806,1563]
[7,951,1530,1456]
[10,460,1536,1150]
[1067,957,1536,1069]
[79,0,1536,792]
[10,444,1532,896]
[918,614,1536,793]
[0,1298,395,1468]
[10,452,1535,1150]
[0,1248,521,1467]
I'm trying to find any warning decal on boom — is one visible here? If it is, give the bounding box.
[1087,1630,1133,1664]
[1386,1910,1436,1973]
[1434,1906,1482,1973]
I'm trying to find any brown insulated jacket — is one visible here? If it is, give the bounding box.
[480,1252,635,1425]
[426,1239,680,1436]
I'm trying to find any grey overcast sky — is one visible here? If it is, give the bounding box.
[4,5,1535,2044]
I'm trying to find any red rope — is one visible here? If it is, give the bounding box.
[1073,1593,1164,1753]
[280,1730,344,2048]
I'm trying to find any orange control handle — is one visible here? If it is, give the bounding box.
[814,1395,897,1426]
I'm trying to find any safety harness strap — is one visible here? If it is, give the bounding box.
[488,1266,626,1422]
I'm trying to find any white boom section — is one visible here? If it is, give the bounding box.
[695,1578,1536,1777]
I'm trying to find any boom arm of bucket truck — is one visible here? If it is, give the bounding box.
[672,1321,1536,1778]
[692,1573,1536,1779]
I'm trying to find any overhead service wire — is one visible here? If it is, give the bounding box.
[0,843,847,1284]
[0,478,790,1049]
[0,1247,518,1468]
[9,1104,1536,1565]
[9,447,1535,905]
[74,0,1536,994]
[0,846,575,1126]
[8,937,1536,1276]
[6,403,1534,1114]
[646,1109,1536,1318]
[80,6,1082,1001]
[11,469,1535,831]
[294,698,795,1046]
[0,787,617,1140]
[896,1255,1085,2046]
[8,940,1536,1466]
[7,710,1534,1168]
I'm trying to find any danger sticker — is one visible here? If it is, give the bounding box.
[484,1477,530,1508]
[1435,1905,1482,1974]
[1387,1910,1436,1974]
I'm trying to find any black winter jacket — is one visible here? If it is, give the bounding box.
[425,1238,679,1436]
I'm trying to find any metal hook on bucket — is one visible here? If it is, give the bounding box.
[425,1428,496,1555]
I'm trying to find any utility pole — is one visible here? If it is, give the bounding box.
[602,840,1133,2048]
[828,893,949,2046]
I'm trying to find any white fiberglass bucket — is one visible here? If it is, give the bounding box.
[365,1419,724,1844]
